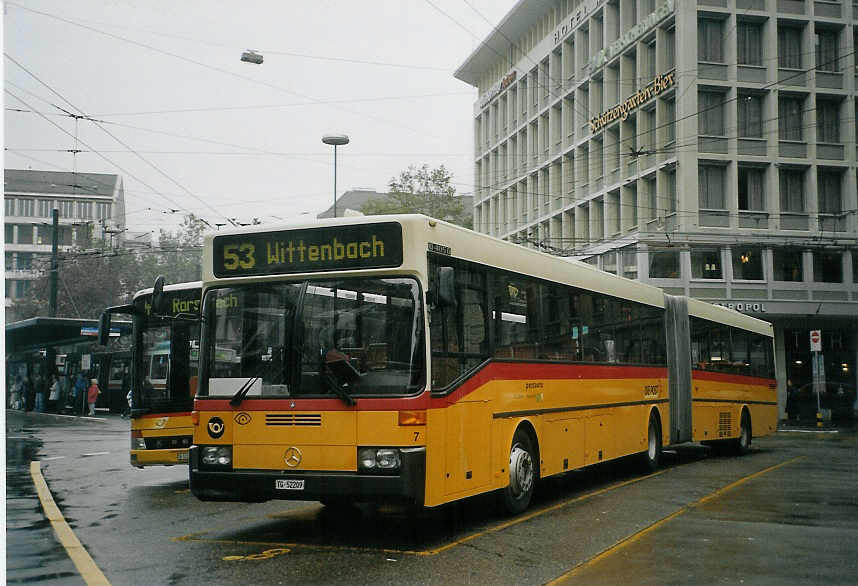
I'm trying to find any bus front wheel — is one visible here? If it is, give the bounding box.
[501,429,536,515]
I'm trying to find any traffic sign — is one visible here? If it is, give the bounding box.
[810,329,822,352]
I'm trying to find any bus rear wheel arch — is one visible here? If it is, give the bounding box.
[500,426,539,515]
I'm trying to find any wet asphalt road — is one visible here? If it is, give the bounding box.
[6,410,858,585]
[6,419,82,584]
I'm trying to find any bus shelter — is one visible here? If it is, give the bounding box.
[5,316,132,412]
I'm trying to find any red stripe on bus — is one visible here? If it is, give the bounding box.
[691,369,776,386]
[195,363,668,412]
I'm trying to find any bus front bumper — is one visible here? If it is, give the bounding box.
[188,445,425,505]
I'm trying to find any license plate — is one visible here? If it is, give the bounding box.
[276,479,304,490]
[177,451,189,463]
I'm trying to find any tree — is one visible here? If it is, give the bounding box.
[11,214,207,320]
[361,164,472,229]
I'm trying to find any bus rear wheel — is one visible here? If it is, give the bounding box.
[732,410,751,455]
[501,429,536,515]
[639,412,662,473]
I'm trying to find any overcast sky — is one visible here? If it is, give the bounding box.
[4,0,513,235]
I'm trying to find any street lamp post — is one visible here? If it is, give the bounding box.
[322,134,349,217]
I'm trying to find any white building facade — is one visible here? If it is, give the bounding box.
[456,0,858,420]
[4,169,127,322]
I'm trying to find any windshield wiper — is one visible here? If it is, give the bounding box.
[230,376,260,407]
[322,370,356,406]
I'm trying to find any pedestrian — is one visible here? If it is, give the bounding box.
[34,373,46,413]
[73,373,87,415]
[9,376,23,410]
[48,374,60,413]
[87,378,101,416]
[23,375,34,411]
[120,367,131,418]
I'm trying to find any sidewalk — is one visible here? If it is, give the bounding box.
[6,407,127,429]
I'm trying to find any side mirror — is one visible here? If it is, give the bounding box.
[152,275,167,314]
[97,311,111,346]
[437,266,457,308]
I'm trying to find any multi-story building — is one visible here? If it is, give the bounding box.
[4,169,126,322]
[456,0,858,419]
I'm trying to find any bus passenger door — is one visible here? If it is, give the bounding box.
[444,400,491,496]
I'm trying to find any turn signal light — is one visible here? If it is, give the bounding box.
[191,411,199,426]
[398,410,426,426]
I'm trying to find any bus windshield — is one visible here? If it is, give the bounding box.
[200,277,424,399]
[135,306,200,414]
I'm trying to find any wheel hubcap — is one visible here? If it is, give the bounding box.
[509,444,533,498]
[648,425,657,460]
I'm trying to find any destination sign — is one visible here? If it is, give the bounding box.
[135,288,201,317]
[212,222,403,277]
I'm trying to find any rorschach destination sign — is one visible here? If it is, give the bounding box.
[212,222,403,277]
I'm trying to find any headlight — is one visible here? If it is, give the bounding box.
[201,446,232,467]
[357,447,401,472]
[132,437,146,450]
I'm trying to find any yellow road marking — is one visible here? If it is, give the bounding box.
[419,469,668,556]
[174,469,667,556]
[30,461,111,586]
[546,456,806,585]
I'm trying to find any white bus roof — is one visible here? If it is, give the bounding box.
[202,215,772,336]
[133,280,202,302]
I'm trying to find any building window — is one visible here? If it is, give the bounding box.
[16,252,33,270]
[738,94,762,138]
[853,251,858,284]
[5,225,13,244]
[37,200,54,217]
[738,167,765,211]
[778,96,803,141]
[602,251,617,275]
[622,248,638,280]
[778,26,802,69]
[665,27,676,70]
[818,169,842,213]
[692,248,723,279]
[649,248,680,279]
[732,246,764,280]
[815,29,839,72]
[18,198,34,217]
[699,165,725,209]
[737,22,762,66]
[58,200,74,218]
[16,225,33,244]
[5,198,15,216]
[698,19,724,62]
[813,251,842,283]
[5,252,13,270]
[816,99,840,143]
[665,169,676,214]
[698,91,724,135]
[37,225,55,245]
[773,248,804,281]
[15,280,30,298]
[779,169,805,212]
[664,99,676,143]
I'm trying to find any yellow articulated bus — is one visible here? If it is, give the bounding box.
[189,215,776,514]
[101,281,201,467]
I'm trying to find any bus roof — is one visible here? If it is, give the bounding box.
[133,280,202,302]
[687,297,773,337]
[201,214,772,336]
